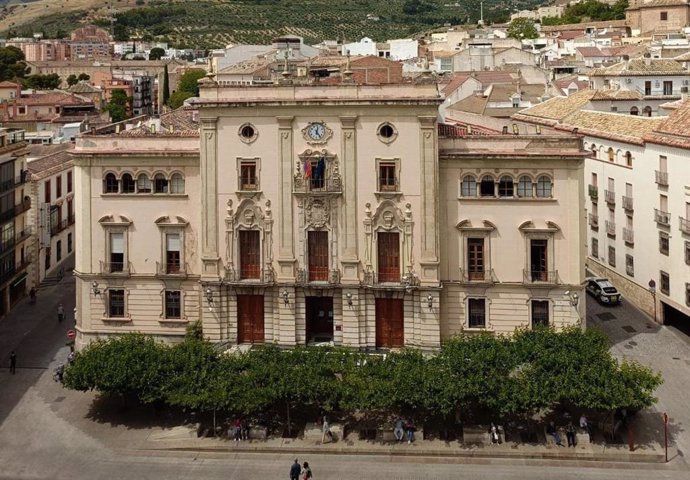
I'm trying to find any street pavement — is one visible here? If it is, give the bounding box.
[0,274,689,479]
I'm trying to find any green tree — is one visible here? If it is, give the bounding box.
[176,68,206,97]
[162,64,170,106]
[149,47,165,60]
[507,17,538,40]
[78,73,90,82]
[0,46,28,82]
[168,90,194,109]
[66,74,78,86]
[104,88,130,122]
[23,73,61,89]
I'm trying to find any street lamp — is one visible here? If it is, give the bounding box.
[427,294,433,309]
[648,279,657,323]
[345,292,353,307]
[91,281,101,297]
[282,290,290,306]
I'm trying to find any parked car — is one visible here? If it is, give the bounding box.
[585,277,622,305]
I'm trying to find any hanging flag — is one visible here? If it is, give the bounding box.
[304,158,312,178]
[316,156,326,180]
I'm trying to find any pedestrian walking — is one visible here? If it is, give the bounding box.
[9,351,16,374]
[289,459,301,480]
[29,287,36,304]
[57,303,64,323]
[321,415,333,444]
[302,461,312,480]
[233,417,242,442]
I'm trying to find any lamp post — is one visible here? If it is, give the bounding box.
[648,279,657,323]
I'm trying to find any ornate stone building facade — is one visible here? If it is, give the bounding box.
[72,82,586,351]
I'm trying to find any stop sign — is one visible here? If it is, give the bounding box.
[67,329,76,339]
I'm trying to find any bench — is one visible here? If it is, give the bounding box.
[248,426,268,440]
[463,425,504,445]
[303,422,343,442]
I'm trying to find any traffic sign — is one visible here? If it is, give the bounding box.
[67,329,76,339]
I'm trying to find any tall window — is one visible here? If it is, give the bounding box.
[165,233,181,273]
[170,173,185,194]
[461,175,476,197]
[607,148,614,162]
[686,241,690,265]
[530,239,548,281]
[377,231,400,283]
[108,289,125,318]
[67,171,72,193]
[103,174,117,194]
[498,175,514,197]
[467,298,486,328]
[67,233,72,253]
[608,246,616,267]
[480,175,495,197]
[45,179,52,201]
[531,300,549,327]
[240,162,257,190]
[165,290,181,319]
[110,232,124,272]
[644,81,652,95]
[121,173,135,193]
[308,231,329,281]
[536,176,552,198]
[660,271,670,295]
[56,175,62,198]
[467,238,485,280]
[239,230,261,279]
[517,176,533,197]
[154,174,168,193]
[625,152,632,167]
[659,232,669,255]
[591,238,599,258]
[626,254,634,276]
[136,174,151,193]
[663,81,673,95]
[56,240,62,262]
[378,162,397,191]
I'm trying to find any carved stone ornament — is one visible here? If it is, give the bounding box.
[305,198,330,228]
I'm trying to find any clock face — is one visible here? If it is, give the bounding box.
[307,122,326,140]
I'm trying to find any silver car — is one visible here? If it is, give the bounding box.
[585,277,622,305]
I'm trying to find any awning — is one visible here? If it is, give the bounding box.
[11,272,27,287]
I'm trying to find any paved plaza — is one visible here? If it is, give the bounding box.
[0,275,689,479]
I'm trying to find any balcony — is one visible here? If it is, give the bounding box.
[680,217,690,235]
[156,261,188,279]
[604,190,616,205]
[655,170,669,186]
[296,267,341,285]
[459,268,496,284]
[15,254,31,273]
[15,226,32,244]
[588,213,599,229]
[655,208,671,226]
[50,218,70,236]
[622,196,633,211]
[224,266,275,284]
[14,198,30,216]
[0,236,14,254]
[605,220,616,236]
[588,184,598,199]
[623,227,634,245]
[15,172,29,187]
[99,260,131,277]
[523,269,560,284]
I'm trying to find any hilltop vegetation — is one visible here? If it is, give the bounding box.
[2,0,548,49]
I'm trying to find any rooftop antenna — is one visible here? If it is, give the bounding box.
[478,1,485,26]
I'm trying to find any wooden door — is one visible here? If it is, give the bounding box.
[239,230,261,279]
[377,232,400,283]
[308,231,329,281]
[375,298,404,348]
[467,238,484,280]
[237,294,264,343]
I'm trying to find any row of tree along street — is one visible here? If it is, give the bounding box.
[64,324,662,433]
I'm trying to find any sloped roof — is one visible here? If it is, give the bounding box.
[553,110,664,144]
[18,91,93,106]
[591,89,643,100]
[67,82,100,94]
[117,108,199,137]
[27,145,74,179]
[0,81,19,88]
[645,99,690,147]
[513,89,596,122]
[441,73,471,96]
[218,57,273,75]
[590,58,687,76]
[627,0,689,9]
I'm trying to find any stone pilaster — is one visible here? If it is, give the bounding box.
[340,115,359,283]
[418,115,440,285]
[200,117,220,279]
[276,116,296,281]
[418,289,441,350]
[341,287,361,347]
[278,286,296,346]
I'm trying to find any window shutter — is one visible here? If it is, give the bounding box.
[111,233,124,254]
[166,233,180,252]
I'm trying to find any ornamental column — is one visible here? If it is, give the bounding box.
[276,116,296,282]
[418,115,440,285]
[200,117,220,279]
[340,115,359,282]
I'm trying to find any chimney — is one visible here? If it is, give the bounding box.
[644,52,651,67]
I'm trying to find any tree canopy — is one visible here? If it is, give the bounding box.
[149,47,166,60]
[65,326,662,422]
[541,0,628,25]
[507,17,538,40]
[0,46,28,82]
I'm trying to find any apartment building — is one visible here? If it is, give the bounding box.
[516,96,690,327]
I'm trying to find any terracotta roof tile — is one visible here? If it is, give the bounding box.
[26,145,74,179]
[513,89,595,121]
[555,110,664,144]
[591,89,642,100]
[645,99,690,147]
[590,58,687,76]
[117,108,199,137]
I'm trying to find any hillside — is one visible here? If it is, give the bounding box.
[1,0,547,48]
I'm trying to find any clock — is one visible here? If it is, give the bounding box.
[307,122,326,140]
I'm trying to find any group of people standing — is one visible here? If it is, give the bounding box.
[289,459,312,480]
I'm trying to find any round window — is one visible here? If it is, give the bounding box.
[240,125,255,138]
[379,124,395,138]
